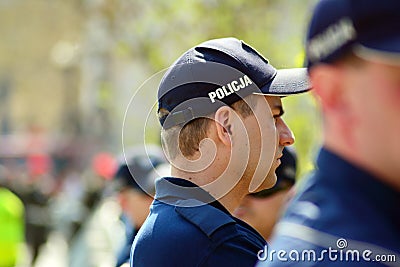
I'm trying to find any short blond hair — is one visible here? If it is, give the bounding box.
[159,95,258,159]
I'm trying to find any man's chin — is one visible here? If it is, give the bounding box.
[252,172,277,193]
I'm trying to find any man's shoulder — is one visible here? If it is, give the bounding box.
[174,199,237,237]
[147,199,239,238]
[281,169,399,235]
[131,200,259,266]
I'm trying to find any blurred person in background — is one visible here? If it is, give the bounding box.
[22,125,54,263]
[259,0,400,266]
[234,146,297,241]
[111,145,168,267]
[18,166,53,265]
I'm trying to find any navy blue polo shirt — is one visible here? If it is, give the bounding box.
[257,148,400,266]
[130,177,266,267]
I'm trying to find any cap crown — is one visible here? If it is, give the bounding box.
[306,0,400,67]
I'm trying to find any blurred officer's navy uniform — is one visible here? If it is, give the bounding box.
[259,149,400,266]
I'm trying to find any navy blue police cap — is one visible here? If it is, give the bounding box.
[275,146,297,186]
[112,145,166,195]
[158,37,311,129]
[306,0,400,68]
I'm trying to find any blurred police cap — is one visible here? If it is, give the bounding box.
[112,145,169,195]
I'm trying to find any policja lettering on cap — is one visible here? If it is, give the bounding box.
[208,75,253,103]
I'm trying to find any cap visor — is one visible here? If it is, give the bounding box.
[256,68,311,96]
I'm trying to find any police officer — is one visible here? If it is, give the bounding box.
[258,1,400,266]
[130,37,311,267]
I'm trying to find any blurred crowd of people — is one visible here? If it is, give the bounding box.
[0,127,118,267]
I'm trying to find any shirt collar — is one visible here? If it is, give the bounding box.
[155,177,230,215]
[317,147,400,217]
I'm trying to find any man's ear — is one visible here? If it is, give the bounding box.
[117,191,129,212]
[310,64,357,147]
[214,106,234,146]
[310,65,348,116]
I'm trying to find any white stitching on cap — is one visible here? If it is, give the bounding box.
[307,18,357,63]
[208,75,253,103]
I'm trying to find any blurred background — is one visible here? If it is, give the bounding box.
[0,0,321,266]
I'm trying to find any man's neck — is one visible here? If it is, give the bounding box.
[171,169,249,214]
[216,187,247,214]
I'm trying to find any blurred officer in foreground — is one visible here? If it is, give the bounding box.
[259,1,400,266]
[130,37,311,267]
[234,147,297,241]
[112,145,167,267]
